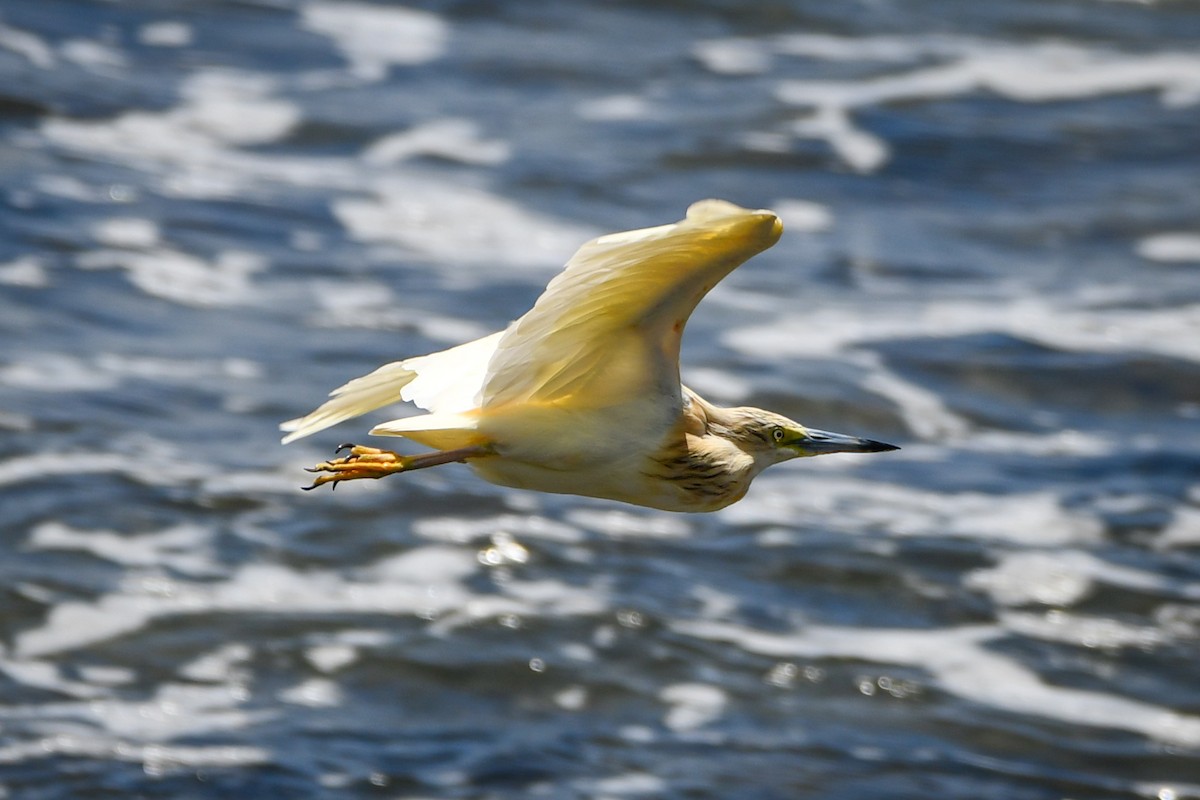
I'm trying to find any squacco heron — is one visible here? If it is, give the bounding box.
[282,200,897,512]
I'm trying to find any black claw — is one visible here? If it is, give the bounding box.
[304,466,321,473]
[302,482,317,491]
[336,443,357,454]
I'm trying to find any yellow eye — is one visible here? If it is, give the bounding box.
[772,427,785,442]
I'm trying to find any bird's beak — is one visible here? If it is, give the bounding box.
[793,427,899,456]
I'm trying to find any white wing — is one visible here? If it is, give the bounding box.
[282,200,781,450]
[481,200,782,409]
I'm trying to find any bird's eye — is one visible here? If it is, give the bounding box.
[772,427,785,442]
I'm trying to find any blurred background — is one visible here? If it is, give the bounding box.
[2,1,1199,798]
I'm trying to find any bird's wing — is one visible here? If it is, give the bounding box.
[279,332,502,443]
[481,200,782,409]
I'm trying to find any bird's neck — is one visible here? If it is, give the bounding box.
[681,385,730,431]
[680,388,768,469]
[682,388,753,443]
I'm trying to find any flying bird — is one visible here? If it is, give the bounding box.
[282,200,897,511]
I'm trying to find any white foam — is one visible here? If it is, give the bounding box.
[279,678,343,707]
[0,255,49,287]
[692,38,772,76]
[724,473,1104,547]
[726,297,1200,366]
[554,685,589,711]
[16,545,609,658]
[774,32,988,64]
[952,495,1106,547]
[750,34,1200,170]
[771,198,834,233]
[0,734,268,774]
[77,665,136,687]
[565,508,693,540]
[0,353,119,392]
[682,366,754,404]
[577,94,653,121]
[40,70,593,281]
[968,549,1200,609]
[860,360,972,440]
[77,247,265,307]
[0,655,106,699]
[138,21,192,47]
[305,643,359,673]
[179,643,253,683]
[186,71,302,145]
[331,178,599,272]
[477,532,530,567]
[305,279,491,342]
[33,173,124,203]
[91,217,160,248]
[576,772,667,796]
[368,545,479,584]
[28,521,218,575]
[0,663,269,766]
[42,69,300,174]
[0,437,210,490]
[962,429,1116,457]
[740,130,793,154]
[0,410,33,432]
[672,619,1200,746]
[501,577,611,617]
[791,105,889,173]
[965,552,1095,607]
[59,38,127,72]
[980,48,1200,106]
[0,19,55,68]
[0,351,260,396]
[1137,233,1200,264]
[301,1,447,80]
[364,118,511,167]
[659,683,727,732]
[410,513,583,544]
[304,629,392,674]
[1136,784,1200,800]
[1001,610,1165,651]
[85,682,265,742]
[97,353,262,382]
[1158,505,1200,549]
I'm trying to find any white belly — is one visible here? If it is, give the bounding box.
[471,408,747,513]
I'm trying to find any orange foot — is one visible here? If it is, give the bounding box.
[302,442,490,490]
[303,444,411,490]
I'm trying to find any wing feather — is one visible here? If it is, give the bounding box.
[481,200,782,408]
[282,200,782,448]
[280,332,502,443]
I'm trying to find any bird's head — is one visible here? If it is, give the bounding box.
[724,408,899,468]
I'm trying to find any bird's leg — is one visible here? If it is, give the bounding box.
[303,444,490,490]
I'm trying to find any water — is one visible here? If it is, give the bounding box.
[2,1,1199,797]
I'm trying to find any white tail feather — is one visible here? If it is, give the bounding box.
[280,361,416,444]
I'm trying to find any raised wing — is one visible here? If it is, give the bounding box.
[481,200,782,409]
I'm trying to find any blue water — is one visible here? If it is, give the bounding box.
[3,1,1200,798]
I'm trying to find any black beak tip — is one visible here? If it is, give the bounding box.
[865,439,900,453]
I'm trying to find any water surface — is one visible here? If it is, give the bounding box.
[2,1,1199,798]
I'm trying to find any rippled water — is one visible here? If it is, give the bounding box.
[3,1,1200,798]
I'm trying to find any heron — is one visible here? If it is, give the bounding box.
[281,200,897,512]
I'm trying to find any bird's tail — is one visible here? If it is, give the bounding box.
[280,361,416,444]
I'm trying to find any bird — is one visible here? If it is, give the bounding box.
[281,200,898,512]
